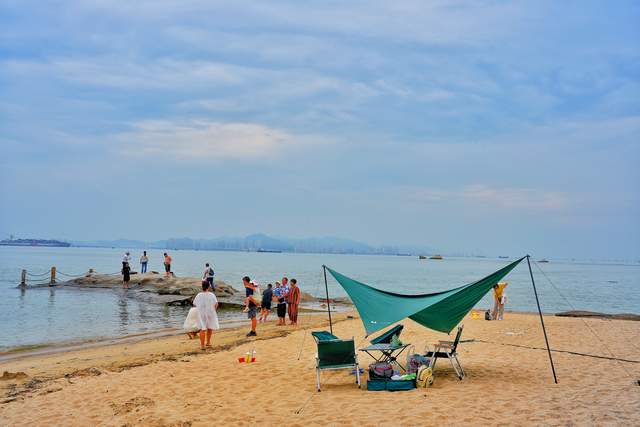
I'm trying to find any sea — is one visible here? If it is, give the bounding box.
[0,246,638,351]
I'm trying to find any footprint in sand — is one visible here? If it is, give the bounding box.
[110,396,155,415]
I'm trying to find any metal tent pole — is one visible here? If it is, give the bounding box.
[322,265,333,335]
[526,255,558,384]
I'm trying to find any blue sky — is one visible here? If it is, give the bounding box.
[1,1,639,259]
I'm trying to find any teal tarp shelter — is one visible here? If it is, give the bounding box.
[325,257,525,336]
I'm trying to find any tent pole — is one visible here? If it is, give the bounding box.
[322,265,333,335]
[526,255,558,384]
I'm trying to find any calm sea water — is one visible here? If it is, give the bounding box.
[0,247,638,350]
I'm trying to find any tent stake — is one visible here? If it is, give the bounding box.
[322,265,333,335]
[527,255,558,384]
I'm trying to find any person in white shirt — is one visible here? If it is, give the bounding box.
[140,251,149,273]
[122,252,131,266]
[192,281,219,350]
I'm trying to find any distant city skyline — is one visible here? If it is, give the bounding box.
[1,1,638,260]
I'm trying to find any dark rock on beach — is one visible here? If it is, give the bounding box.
[555,311,640,321]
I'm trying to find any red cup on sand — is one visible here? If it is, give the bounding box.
[238,357,245,363]
[251,357,256,363]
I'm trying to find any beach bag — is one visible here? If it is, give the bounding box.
[485,309,492,320]
[369,362,394,379]
[407,354,430,374]
[416,365,434,388]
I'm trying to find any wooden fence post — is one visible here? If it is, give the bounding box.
[50,266,56,286]
[21,269,27,287]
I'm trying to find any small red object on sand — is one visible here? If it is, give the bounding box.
[238,357,245,363]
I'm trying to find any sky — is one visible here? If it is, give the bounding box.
[0,0,639,259]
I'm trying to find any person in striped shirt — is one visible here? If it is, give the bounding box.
[287,278,301,326]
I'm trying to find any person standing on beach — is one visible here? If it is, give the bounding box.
[163,252,172,277]
[202,263,215,291]
[121,252,131,289]
[492,282,508,320]
[259,283,274,323]
[192,281,219,350]
[140,251,148,273]
[287,278,301,326]
[122,261,131,289]
[243,276,258,337]
[274,277,289,326]
[122,252,131,268]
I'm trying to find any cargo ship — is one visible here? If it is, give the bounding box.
[0,238,71,247]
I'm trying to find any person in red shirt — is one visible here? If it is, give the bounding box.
[163,252,172,277]
[287,278,301,326]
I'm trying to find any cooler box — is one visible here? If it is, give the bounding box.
[367,378,415,391]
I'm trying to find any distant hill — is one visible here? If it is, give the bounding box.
[71,233,436,255]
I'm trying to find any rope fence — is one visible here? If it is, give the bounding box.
[19,267,124,287]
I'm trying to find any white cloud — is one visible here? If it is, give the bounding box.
[115,119,325,161]
[403,184,570,212]
[1,58,260,89]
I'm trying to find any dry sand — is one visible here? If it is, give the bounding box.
[1,312,639,426]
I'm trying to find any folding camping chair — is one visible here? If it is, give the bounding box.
[359,324,410,372]
[370,324,404,345]
[313,331,361,391]
[424,324,465,380]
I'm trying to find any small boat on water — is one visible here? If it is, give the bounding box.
[418,255,427,260]
[538,259,549,263]
[498,256,509,259]
[430,255,443,260]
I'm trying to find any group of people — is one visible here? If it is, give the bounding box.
[119,250,302,348]
[120,251,173,288]
[242,276,301,336]
[184,274,302,349]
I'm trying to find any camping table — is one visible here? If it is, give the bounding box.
[359,343,410,372]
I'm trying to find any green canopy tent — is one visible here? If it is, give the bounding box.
[321,255,558,383]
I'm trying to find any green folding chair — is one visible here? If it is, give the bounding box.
[369,324,404,345]
[315,335,361,391]
[312,330,339,342]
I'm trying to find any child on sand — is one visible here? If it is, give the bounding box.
[259,283,274,323]
[242,278,257,312]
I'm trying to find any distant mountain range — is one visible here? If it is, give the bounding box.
[70,233,437,256]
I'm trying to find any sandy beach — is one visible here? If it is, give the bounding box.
[1,311,639,426]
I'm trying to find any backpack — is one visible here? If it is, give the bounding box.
[369,362,394,379]
[208,267,214,277]
[416,365,434,387]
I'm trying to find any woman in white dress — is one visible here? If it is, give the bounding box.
[192,281,220,350]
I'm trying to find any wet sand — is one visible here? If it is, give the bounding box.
[1,312,639,426]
